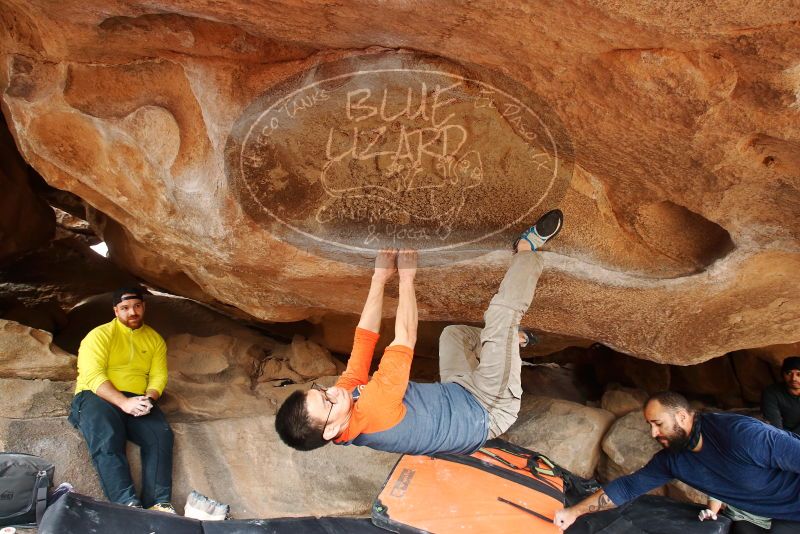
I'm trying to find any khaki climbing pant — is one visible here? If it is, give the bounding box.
[439,251,544,438]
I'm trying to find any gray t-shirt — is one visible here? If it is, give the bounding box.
[762,383,800,435]
[343,381,489,455]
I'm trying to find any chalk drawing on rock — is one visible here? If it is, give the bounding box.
[225,52,574,265]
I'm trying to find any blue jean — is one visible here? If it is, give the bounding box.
[68,390,173,507]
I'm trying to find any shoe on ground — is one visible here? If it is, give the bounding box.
[149,502,177,514]
[513,209,564,252]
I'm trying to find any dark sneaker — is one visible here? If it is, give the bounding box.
[126,501,143,509]
[513,209,563,252]
[149,502,177,514]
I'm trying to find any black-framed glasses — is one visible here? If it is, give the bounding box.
[311,383,334,440]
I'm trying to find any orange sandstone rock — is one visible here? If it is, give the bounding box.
[0,1,798,365]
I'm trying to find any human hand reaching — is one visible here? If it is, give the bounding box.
[698,509,717,521]
[699,498,723,521]
[553,508,578,531]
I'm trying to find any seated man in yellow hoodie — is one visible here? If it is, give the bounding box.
[68,287,174,513]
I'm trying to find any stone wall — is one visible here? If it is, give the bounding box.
[0,0,798,365]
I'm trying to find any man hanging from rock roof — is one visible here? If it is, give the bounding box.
[274,209,563,455]
[68,287,176,514]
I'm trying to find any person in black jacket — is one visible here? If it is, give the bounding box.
[761,356,800,435]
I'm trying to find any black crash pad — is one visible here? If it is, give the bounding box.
[41,490,734,534]
[39,492,384,534]
[568,495,732,534]
[203,517,385,534]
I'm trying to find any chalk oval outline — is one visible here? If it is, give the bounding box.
[237,66,565,254]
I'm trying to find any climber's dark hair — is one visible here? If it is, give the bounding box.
[275,390,329,451]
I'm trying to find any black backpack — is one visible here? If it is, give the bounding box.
[0,452,54,527]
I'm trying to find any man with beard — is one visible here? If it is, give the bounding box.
[762,356,800,435]
[553,391,800,533]
[68,287,175,513]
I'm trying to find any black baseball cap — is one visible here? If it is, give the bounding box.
[112,286,146,307]
[781,356,800,374]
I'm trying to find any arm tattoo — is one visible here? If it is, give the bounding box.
[587,493,612,513]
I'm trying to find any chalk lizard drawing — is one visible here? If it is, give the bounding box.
[316,145,483,239]
[315,84,484,239]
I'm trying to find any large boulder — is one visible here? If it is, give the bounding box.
[1,2,799,365]
[0,378,74,419]
[601,411,661,473]
[600,386,648,418]
[505,396,615,478]
[162,332,274,420]
[0,416,105,500]
[171,416,397,517]
[287,334,338,379]
[0,319,76,380]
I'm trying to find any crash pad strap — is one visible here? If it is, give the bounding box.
[432,452,564,502]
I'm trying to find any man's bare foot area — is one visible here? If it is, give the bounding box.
[373,249,398,283]
[398,249,418,280]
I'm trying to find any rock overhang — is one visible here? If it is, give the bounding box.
[0,0,798,364]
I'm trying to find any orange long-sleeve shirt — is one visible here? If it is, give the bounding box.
[334,327,414,443]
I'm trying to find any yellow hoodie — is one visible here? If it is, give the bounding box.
[75,318,168,396]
